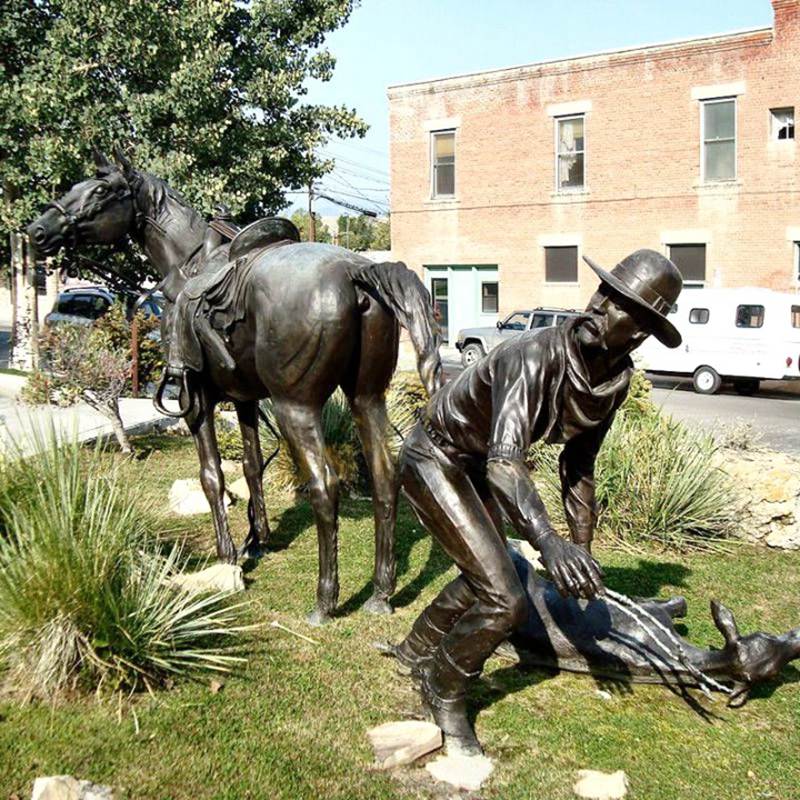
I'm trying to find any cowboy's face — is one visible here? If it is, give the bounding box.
[583,286,650,354]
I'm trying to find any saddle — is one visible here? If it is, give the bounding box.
[154,215,300,417]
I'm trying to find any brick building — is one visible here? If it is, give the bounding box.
[388,0,800,343]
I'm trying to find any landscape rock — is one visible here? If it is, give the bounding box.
[227,476,250,502]
[169,563,245,596]
[31,776,113,800]
[716,449,800,549]
[367,720,442,769]
[168,478,231,516]
[573,769,629,799]
[425,753,494,791]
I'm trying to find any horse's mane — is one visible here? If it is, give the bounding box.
[126,167,204,230]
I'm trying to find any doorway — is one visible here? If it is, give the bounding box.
[431,277,449,343]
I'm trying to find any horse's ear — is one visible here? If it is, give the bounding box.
[113,144,134,177]
[711,600,740,647]
[92,145,113,171]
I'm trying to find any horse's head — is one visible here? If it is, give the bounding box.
[27,148,138,258]
[711,600,800,707]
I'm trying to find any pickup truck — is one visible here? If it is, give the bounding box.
[454,307,581,367]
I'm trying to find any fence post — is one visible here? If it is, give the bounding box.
[131,313,140,397]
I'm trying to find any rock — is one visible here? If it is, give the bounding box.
[573,769,629,799]
[595,689,612,701]
[219,459,242,476]
[227,476,250,502]
[168,478,231,516]
[31,776,113,800]
[169,563,245,596]
[508,537,544,570]
[367,720,442,769]
[425,753,494,791]
[716,449,800,549]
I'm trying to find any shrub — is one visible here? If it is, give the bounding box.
[530,370,735,551]
[0,430,248,699]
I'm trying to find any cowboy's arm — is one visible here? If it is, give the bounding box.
[558,413,615,550]
[485,349,604,598]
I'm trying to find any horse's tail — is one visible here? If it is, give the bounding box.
[349,260,443,396]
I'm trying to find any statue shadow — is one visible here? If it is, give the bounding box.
[602,558,692,598]
[337,503,450,616]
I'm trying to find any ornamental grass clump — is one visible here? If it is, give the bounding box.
[0,430,248,700]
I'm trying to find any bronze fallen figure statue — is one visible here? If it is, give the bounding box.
[504,545,800,707]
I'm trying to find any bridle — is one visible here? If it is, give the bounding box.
[44,168,142,248]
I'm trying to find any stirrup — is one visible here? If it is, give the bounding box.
[153,366,193,418]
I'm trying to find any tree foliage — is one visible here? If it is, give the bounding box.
[336,214,390,251]
[0,0,367,259]
[290,210,332,244]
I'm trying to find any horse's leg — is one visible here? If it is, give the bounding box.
[234,399,270,559]
[342,295,400,615]
[188,387,236,564]
[272,399,340,626]
[348,392,397,615]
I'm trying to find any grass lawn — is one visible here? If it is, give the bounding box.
[1,432,798,799]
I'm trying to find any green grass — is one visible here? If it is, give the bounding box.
[1,433,798,799]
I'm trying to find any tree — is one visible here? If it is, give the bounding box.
[336,214,390,251]
[0,0,367,277]
[290,210,332,244]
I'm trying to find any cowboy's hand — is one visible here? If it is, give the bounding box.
[536,531,605,600]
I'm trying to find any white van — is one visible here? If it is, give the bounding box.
[636,287,800,394]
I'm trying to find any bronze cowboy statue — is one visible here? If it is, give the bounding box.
[27,148,443,626]
[382,249,685,755]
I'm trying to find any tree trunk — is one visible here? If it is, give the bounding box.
[9,232,35,371]
[83,392,134,455]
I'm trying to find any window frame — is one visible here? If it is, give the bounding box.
[770,107,795,141]
[544,244,579,285]
[700,97,737,183]
[554,114,586,193]
[430,129,456,199]
[791,305,800,329]
[480,281,498,314]
[794,241,800,286]
[668,243,707,288]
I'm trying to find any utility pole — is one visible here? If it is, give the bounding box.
[307,182,316,242]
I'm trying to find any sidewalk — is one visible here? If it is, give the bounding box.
[0,397,178,456]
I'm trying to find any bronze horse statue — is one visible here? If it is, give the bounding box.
[28,149,443,625]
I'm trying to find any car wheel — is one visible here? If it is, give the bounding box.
[693,366,721,395]
[733,378,759,396]
[461,342,485,368]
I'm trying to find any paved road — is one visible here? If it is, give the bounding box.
[441,351,800,456]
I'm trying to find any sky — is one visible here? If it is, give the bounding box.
[296,0,775,218]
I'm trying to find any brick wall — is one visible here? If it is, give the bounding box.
[389,0,800,319]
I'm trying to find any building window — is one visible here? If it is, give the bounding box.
[702,98,736,182]
[431,130,455,197]
[791,306,800,328]
[735,305,764,328]
[668,244,706,286]
[545,246,578,283]
[795,242,800,284]
[689,308,710,324]
[481,282,498,314]
[771,107,795,140]
[556,115,585,191]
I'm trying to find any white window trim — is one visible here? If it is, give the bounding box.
[480,280,499,315]
[554,114,586,194]
[700,97,737,184]
[430,129,456,200]
[770,107,795,142]
[691,81,745,101]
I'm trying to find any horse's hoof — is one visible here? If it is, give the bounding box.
[362,595,394,616]
[239,540,267,561]
[306,608,333,627]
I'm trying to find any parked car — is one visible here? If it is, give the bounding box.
[636,287,800,394]
[44,286,163,328]
[455,307,581,367]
